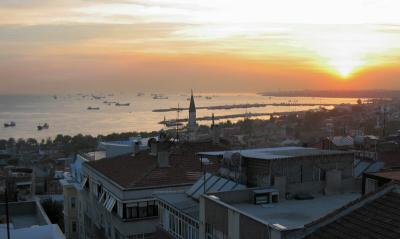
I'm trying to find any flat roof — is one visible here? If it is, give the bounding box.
[230,193,360,230]
[198,147,351,161]
[155,192,199,220]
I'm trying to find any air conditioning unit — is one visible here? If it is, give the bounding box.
[253,188,279,205]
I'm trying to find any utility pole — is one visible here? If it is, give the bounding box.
[5,181,10,239]
[176,104,180,141]
[382,105,386,138]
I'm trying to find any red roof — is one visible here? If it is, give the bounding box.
[86,141,226,189]
[367,169,400,181]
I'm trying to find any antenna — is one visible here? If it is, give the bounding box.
[176,104,180,141]
[382,105,386,138]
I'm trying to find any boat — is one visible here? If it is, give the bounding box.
[137,92,145,96]
[37,123,49,131]
[4,121,16,128]
[205,96,212,100]
[87,106,100,110]
[115,103,130,106]
[152,94,168,100]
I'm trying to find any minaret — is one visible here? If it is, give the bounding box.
[188,90,197,129]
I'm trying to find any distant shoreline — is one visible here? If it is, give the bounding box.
[260,90,399,98]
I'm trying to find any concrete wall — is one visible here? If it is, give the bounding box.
[239,214,270,239]
[204,197,228,235]
[244,154,355,196]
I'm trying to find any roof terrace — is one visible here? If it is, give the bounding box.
[207,188,361,231]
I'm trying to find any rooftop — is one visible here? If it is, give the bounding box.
[304,184,400,239]
[367,169,400,181]
[86,141,226,189]
[230,193,360,230]
[205,187,361,231]
[155,174,247,220]
[0,200,48,229]
[82,151,106,161]
[156,192,200,220]
[198,147,351,161]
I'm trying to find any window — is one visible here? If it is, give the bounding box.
[124,200,158,219]
[147,201,157,217]
[72,221,77,233]
[107,224,111,237]
[138,201,148,218]
[71,197,76,209]
[365,178,378,194]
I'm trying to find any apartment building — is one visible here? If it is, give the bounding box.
[155,146,359,239]
[61,151,106,239]
[198,147,356,196]
[78,139,224,239]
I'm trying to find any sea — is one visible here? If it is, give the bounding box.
[0,93,362,140]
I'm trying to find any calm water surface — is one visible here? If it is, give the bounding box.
[0,93,361,140]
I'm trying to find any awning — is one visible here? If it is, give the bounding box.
[99,191,105,203]
[81,177,88,188]
[105,197,116,212]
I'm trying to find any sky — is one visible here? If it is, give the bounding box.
[1,0,400,94]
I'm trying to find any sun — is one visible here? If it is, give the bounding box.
[329,58,364,78]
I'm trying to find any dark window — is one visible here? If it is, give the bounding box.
[72,221,77,232]
[124,200,158,219]
[71,197,76,209]
[138,201,148,218]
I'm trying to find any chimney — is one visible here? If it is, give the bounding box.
[148,138,158,156]
[157,141,170,167]
[157,151,170,167]
[132,142,140,156]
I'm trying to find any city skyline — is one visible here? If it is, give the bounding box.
[1,0,400,93]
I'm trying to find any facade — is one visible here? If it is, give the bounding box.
[60,153,100,239]
[155,174,246,239]
[198,147,356,196]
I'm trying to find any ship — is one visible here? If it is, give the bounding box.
[37,123,49,131]
[153,94,168,100]
[115,103,130,106]
[87,106,100,110]
[4,121,16,128]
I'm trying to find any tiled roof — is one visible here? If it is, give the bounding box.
[367,170,400,181]
[86,141,226,189]
[304,190,400,239]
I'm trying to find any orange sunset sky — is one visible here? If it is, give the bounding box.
[1,0,400,94]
